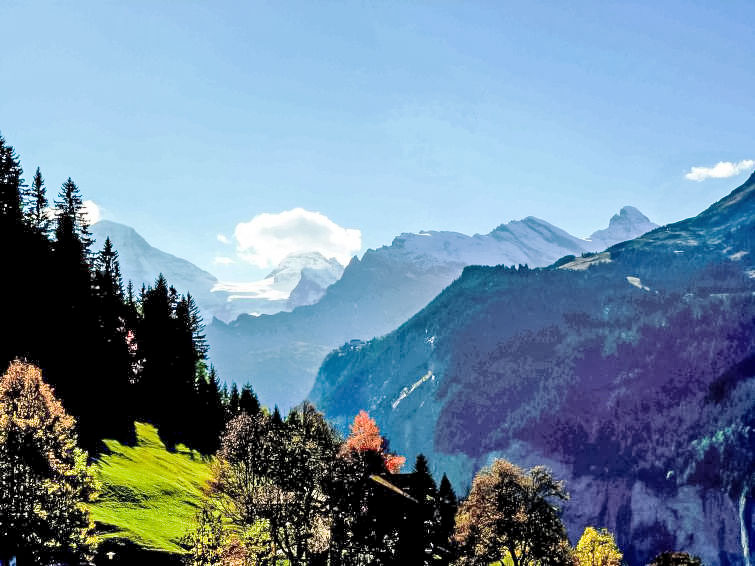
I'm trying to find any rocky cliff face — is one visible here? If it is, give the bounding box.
[310,174,755,565]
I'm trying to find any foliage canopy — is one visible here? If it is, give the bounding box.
[0,361,97,564]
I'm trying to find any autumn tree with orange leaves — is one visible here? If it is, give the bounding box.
[341,409,405,473]
[324,410,408,564]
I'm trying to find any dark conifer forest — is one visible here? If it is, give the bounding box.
[0,133,233,453]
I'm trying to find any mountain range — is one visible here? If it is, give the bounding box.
[309,175,755,565]
[207,207,657,410]
[90,221,343,322]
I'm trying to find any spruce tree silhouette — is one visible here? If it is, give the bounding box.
[25,167,50,235]
[240,382,261,416]
[0,133,235,454]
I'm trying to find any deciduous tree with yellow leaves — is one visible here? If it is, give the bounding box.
[0,361,98,565]
[453,459,573,566]
[574,527,622,566]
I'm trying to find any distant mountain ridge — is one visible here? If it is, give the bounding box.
[586,206,658,250]
[90,220,224,317]
[90,221,343,322]
[310,175,755,566]
[207,207,657,410]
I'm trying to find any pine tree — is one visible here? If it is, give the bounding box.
[91,238,134,442]
[239,383,261,416]
[137,275,174,428]
[228,383,240,417]
[124,280,139,329]
[206,366,226,448]
[0,136,134,450]
[0,135,34,368]
[413,454,437,496]
[271,405,283,429]
[137,275,214,449]
[400,454,439,565]
[435,473,458,563]
[46,178,100,447]
[52,177,94,312]
[0,135,24,226]
[54,177,92,258]
[186,293,208,360]
[94,238,123,298]
[25,167,49,235]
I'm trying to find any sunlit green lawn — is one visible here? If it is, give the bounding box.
[89,422,213,553]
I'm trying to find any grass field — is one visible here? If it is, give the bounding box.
[89,422,213,553]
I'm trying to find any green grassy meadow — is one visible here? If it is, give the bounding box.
[89,422,213,553]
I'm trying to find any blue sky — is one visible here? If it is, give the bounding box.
[1,1,753,281]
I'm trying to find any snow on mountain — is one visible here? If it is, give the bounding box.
[213,252,344,312]
[90,220,224,319]
[373,217,585,273]
[586,205,658,251]
[382,211,656,272]
[266,252,343,295]
[208,207,658,411]
[93,207,657,411]
[90,222,342,322]
[287,259,345,310]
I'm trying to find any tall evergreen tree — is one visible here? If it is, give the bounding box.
[137,276,215,449]
[137,275,176,439]
[0,135,31,367]
[405,453,438,564]
[205,366,227,451]
[239,382,261,416]
[186,293,208,360]
[93,238,123,298]
[54,177,92,260]
[435,473,458,563]
[194,365,224,453]
[91,238,134,442]
[0,135,24,226]
[44,177,102,447]
[24,167,49,235]
[228,383,240,417]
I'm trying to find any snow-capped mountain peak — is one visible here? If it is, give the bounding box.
[587,205,658,250]
[266,251,343,288]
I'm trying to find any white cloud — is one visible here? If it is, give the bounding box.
[217,233,231,244]
[214,256,235,265]
[82,200,102,224]
[234,208,361,268]
[684,159,754,181]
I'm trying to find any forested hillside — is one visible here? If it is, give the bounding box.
[311,172,755,566]
[0,134,230,452]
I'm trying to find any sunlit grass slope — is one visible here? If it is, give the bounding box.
[89,422,213,553]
